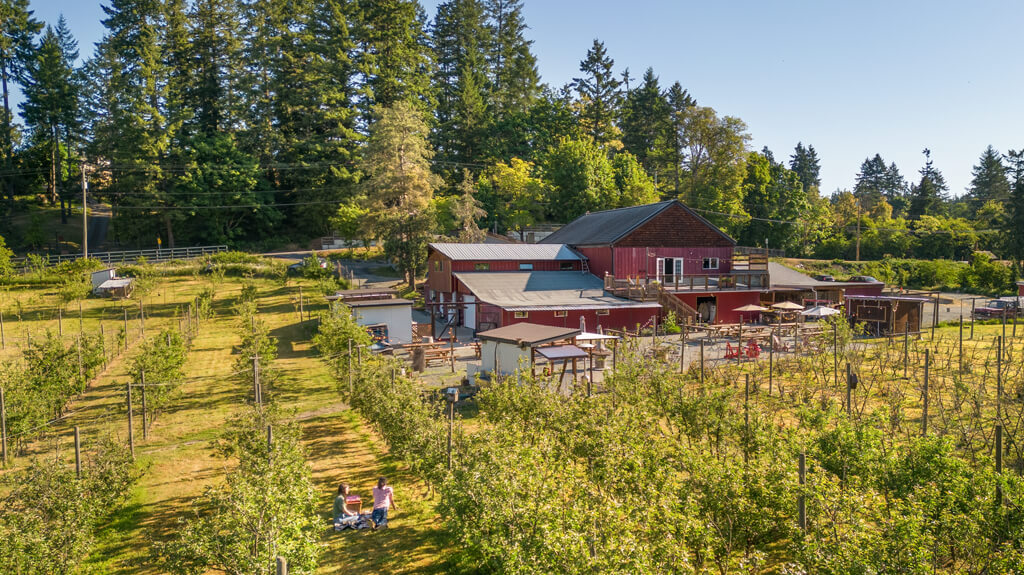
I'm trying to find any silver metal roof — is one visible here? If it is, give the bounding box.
[429,243,583,261]
[454,271,661,311]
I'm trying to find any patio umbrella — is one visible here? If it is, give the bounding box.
[801,305,840,317]
[733,304,770,312]
[771,301,805,311]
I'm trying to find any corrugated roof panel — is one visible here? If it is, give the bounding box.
[454,271,662,310]
[429,243,583,261]
[540,202,673,245]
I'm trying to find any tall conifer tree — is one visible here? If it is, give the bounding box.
[572,39,621,148]
[0,0,42,204]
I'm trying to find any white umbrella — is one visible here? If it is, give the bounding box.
[801,305,840,318]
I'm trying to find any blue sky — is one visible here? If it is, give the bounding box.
[25,0,1024,197]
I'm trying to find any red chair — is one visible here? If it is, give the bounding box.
[724,343,740,359]
[745,340,761,359]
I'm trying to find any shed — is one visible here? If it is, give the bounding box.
[91,269,134,298]
[348,298,414,344]
[846,295,928,336]
[477,323,581,375]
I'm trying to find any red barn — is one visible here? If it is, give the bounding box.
[541,200,766,324]
[425,243,659,332]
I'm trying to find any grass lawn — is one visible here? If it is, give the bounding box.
[1,274,447,574]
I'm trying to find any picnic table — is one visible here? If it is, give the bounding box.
[424,347,454,366]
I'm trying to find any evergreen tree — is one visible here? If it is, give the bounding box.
[620,68,669,182]
[742,148,809,252]
[788,142,820,194]
[0,0,42,203]
[663,81,695,196]
[451,169,486,242]
[20,17,80,222]
[1004,149,1024,262]
[483,0,538,118]
[236,0,290,167]
[187,0,242,134]
[432,0,492,177]
[360,102,440,291]
[854,154,908,215]
[87,0,170,247]
[353,0,435,123]
[275,0,361,236]
[907,148,948,220]
[967,145,1010,215]
[572,39,621,148]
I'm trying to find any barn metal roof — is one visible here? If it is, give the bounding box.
[454,271,661,312]
[539,200,735,247]
[429,243,583,261]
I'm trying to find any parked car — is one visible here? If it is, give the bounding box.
[287,257,328,275]
[848,275,879,283]
[813,274,836,282]
[973,298,1021,319]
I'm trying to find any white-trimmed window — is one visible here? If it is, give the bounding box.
[596,309,610,316]
[702,257,719,270]
[514,311,529,318]
[519,263,534,270]
[554,310,568,317]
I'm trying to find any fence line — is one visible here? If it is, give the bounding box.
[12,245,228,268]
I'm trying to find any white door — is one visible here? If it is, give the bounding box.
[656,258,665,282]
[464,295,476,329]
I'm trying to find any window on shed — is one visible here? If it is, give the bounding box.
[596,309,610,316]
[519,263,534,270]
[702,257,719,270]
[560,262,574,270]
[474,263,490,271]
[513,311,529,318]
[554,310,568,317]
[434,260,442,271]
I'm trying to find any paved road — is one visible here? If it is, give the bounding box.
[86,202,111,251]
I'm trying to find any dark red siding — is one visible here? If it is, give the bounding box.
[449,260,580,272]
[615,203,735,248]
[675,291,762,325]
[576,247,614,277]
[844,284,885,298]
[500,307,660,332]
[611,246,733,278]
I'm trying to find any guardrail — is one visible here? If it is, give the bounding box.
[12,245,229,268]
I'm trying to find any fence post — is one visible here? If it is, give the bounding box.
[74,426,81,478]
[997,336,1003,421]
[1,308,5,349]
[769,328,774,396]
[970,299,975,339]
[127,382,135,459]
[58,307,63,336]
[798,452,806,532]
[846,362,852,416]
[139,299,144,337]
[679,330,685,374]
[141,371,149,440]
[903,320,909,379]
[922,349,929,437]
[996,424,1003,505]
[833,321,838,388]
[699,339,705,386]
[958,315,963,373]
[253,355,261,405]
[347,339,353,397]
[267,425,273,465]
[1,386,7,466]
[123,308,128,342]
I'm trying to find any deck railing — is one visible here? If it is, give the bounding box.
[604,270,770,294]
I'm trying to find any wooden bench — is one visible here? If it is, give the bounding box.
[424,348,453,366]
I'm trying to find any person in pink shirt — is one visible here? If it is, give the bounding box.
[371,476,398,530]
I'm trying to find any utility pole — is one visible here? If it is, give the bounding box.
[855,201,861,262]
[81,162,88,259]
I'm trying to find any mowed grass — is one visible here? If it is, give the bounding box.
[1,274,447,574]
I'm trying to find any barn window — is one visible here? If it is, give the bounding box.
[560,262,574,270]
[519,263,534,270]
[702,257,719,270]
[514,311,529,318]
[434,260,442,271]
[474,263,490,271]
[554,310,568,317]
[596,309,610,316]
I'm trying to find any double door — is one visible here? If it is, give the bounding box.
[656,257,683,285]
